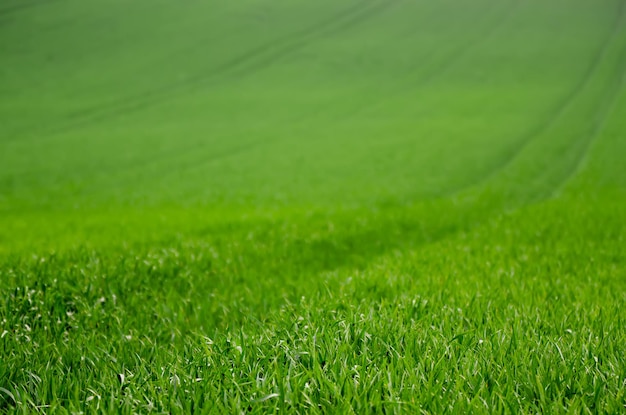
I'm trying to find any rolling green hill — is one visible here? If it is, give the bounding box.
[1,0,625,412]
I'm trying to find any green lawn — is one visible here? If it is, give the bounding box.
[1,0,626,412]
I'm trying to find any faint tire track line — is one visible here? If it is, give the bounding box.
[548,44,626,196]
[0,0,61,17]
[5,0,396,144]
[65,0,383,117]
[88,0,396,126]
[337,0,517,122]
[104,107,323,197]
[439,0,626,200]
[76,139,264,198]
[4,0,398,187]
[184,0,512,179]
[539,0,626,200]
[72,97,324,194]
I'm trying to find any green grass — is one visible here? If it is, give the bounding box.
[1,0,626,412]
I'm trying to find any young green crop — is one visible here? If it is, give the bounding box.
[1,0,626,413]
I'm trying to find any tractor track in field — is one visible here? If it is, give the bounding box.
[69,139,267,199]
[4,0,397,144]
[334,0,517,122]
[325,14,626,275]
[543,67,626,201]
[301,2,626,280]
[0,0,61,18]
[5,0,622,215]
[113,0,516,190]
[546,0,626,199]
[2,0,399,187]
[2,105,313,189]
[0,0,57,25]
[437,0,626,202]
[75,104,327,197]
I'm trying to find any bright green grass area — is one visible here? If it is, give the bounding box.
[1,0,626,412]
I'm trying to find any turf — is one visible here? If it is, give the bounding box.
[1,0,626,413]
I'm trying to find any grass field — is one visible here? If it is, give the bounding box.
[2,0,626,412]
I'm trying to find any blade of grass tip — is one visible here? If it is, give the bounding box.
[0,387,16,405]
[252,393,280,404]
[450,329,475,344]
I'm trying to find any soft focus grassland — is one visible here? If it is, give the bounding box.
[1,0,626,413]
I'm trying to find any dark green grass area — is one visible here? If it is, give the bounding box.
[1,0,626,413]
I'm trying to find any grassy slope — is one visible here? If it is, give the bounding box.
[1,0,626,413]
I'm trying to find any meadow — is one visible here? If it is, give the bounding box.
[1,0,626,412]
